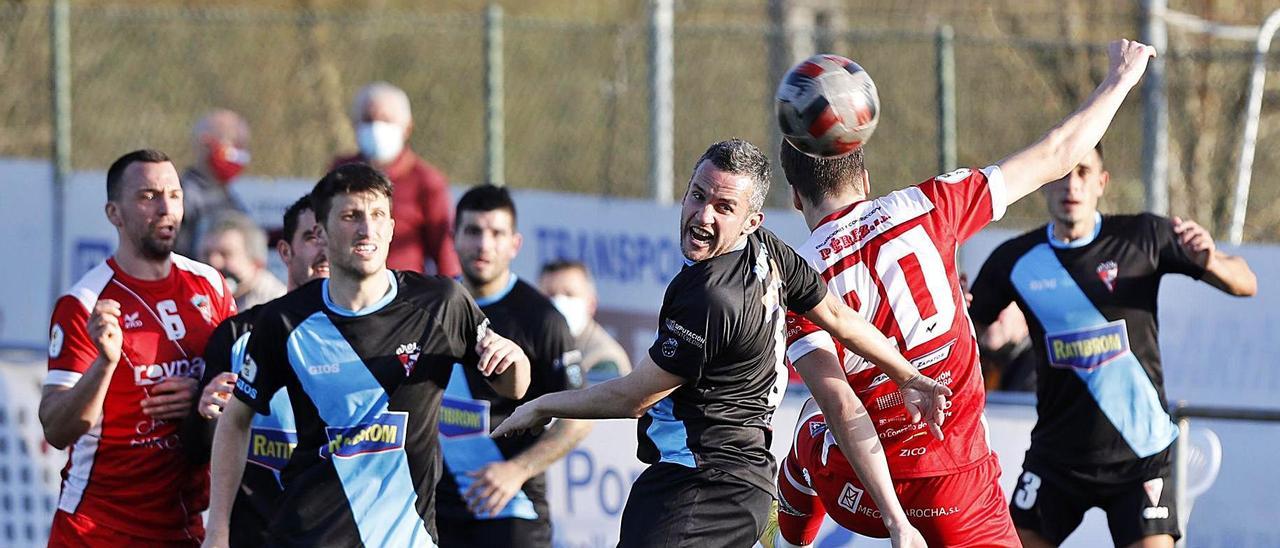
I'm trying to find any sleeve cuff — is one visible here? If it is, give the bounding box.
[982,165,1008,222]
[44,369,83,388]
[786,331,837,366]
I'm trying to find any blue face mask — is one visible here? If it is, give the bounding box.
[356,121,405,164]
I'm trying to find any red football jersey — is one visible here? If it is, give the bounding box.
[785,167,1007,479]
[45,255,235,541]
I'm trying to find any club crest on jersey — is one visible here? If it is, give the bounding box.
[808,420,829,437]
[935,168,973,184]
[322,412,408,459]
[397,342,421,377]
[439,395,491,439]
[1096,261,1118,292]
[190,294,213,323]
[1045,320,1131,371]
[49,324,64,359]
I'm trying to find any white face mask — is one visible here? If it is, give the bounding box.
[356,121,405,164]
[550,295,590,337]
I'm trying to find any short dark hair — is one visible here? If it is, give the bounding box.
[540,259,589,278]
[455,184,517,229]
[691,139,770,213]
[780,140,866,206]
[106,149,171,200]
[281,194,314,243]
[310,163,394,226]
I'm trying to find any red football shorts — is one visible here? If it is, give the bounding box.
[48,510,200,548]
[777,408,1018,547]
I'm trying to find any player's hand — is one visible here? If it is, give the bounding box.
[464,460,533,517]
[197,372,238,420]
[899,373,952,441]
[1108,38,1157,89]
[490,400,551,438]
[475,331,529,377]
[1174,216,1216,269]
[959,273,974,307]
[888,522,928,548]
[142,376,199,420]
[88,299,123,366]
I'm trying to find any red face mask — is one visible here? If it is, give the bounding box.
[207,141,249,184]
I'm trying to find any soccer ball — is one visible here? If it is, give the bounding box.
[775,54,880,159]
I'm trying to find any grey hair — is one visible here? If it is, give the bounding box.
[204,211,269,265]
[349,81,412,125]
[691,138,771,213]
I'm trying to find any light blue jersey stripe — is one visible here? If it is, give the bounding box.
[287,311,434,547]
[644,397,696,467]
[1011,244,1177,457]
[438,363,537,520]
[232,332,297,479]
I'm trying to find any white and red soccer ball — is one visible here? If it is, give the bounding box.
[776,54,880,159]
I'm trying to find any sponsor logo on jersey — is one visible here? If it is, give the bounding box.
[439,395,490,439]
[910,341,953,370]
[248,427,298,471]
[1045,320,1130,371]
[934,168,973,184]
[122,312,143,329]
[663,319,706,348]
[306,363,341,375]
[661,337,679,358]
[49,324,64,359]
[817,211,892,260]
[132,357,205,386]
[236,378,258,399]
[190,294,213,323]
[397,342,421,377]
[837,483,865,513]
[1097,260,1119,292]
[322,412,408,458]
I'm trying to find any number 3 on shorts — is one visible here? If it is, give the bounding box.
[1013,471,1042,510]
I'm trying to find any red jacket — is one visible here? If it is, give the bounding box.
[332,149,461,276]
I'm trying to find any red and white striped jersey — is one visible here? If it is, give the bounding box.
[785,166,1007,479]
[45,255,235,541]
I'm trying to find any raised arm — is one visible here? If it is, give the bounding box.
[1173,216,1257,297]
[802,292,950,439]
[998,39,1157,204]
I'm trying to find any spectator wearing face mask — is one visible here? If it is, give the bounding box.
[199,211,285,310]
[538,260,632,381]
[177,109,251,258]
[331,81,461,277]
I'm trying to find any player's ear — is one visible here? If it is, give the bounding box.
[742,210,765,236]
[104,201,123,228]
[1098,169,1110,194]
[276,240,292,264]
[511,231,523,256]
[791,187,803,212]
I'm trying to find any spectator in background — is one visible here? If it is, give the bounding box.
[538,260,632,381]
[332,81,460,276]
[178,109,251,257]
[199,211,285,310]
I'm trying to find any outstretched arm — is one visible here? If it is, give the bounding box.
[491,355,685,437]
[998,39,1157,204]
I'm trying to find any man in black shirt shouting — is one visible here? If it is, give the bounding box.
[494,139,948,547]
